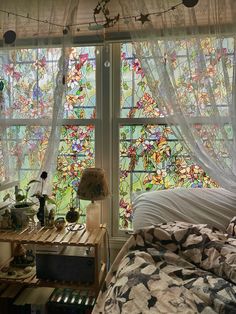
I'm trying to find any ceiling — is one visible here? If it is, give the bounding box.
[0,0,235,44]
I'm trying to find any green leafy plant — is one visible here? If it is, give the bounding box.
[3,179,40,208]
[32,171,56,206]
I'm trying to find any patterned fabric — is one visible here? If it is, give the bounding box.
[93,221,236,314]
[227,216,236,237]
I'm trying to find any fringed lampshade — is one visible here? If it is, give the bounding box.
[78,168,109,230]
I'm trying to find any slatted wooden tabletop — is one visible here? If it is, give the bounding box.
[0,224,106,247]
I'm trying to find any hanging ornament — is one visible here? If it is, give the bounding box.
[93,0,120,28]
[182,0,199,8]
[0,80,4,92]
[3,30,16,44]
[135,13,150,25]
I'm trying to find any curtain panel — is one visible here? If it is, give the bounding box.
[0,1,79,194]
[119,0,236,192]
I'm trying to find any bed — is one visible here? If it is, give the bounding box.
[93,188,236,313]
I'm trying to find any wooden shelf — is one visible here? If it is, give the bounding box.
[0,261,106,291]
[0,224,107,296]
[0,224,106,247]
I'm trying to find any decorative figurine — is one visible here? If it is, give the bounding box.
[54,217,66,231]
[47,209,55,228]
[11,243,35,267]
[1,209,12,229]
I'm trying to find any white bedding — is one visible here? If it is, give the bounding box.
[132,188,236,231]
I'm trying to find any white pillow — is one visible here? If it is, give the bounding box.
[132,188,236,232]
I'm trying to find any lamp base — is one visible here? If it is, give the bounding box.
[86,202,100,231]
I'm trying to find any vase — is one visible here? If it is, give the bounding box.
[36,195,46,226]
[66,207,79,223]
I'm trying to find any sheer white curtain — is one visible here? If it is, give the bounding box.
[0,0,79,195]
[119,0,236,192]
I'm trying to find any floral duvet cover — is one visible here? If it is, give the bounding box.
[93,221,236,313]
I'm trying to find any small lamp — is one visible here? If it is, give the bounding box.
[77,168,109,231]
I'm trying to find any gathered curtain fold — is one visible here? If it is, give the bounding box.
[119,0,236,192]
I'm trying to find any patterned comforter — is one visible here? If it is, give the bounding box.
[93,221,236,313]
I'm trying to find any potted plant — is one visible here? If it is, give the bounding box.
[3,172,56,229]
[4,179,40,228]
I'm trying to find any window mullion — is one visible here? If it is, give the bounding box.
[112,43,125,238]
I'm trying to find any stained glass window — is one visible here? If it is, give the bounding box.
[119,43,218,230]
[0,46,97,219]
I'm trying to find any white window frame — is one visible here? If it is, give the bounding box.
[109,42,168,239]
[0,44,105,215]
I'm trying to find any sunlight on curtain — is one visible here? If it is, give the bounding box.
[119,0,236,193]
[0,1,79,196]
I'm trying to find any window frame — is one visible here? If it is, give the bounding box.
[110,42,167,237]
[0,44,106,215]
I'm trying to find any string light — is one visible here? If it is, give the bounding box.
[0,0,199,35]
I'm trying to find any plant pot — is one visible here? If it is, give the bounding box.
[10,203,34,229]
[66,207,79,223]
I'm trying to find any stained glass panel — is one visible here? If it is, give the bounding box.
[119,124,218,229]
[52,125,95,215]
[0,46,96,120]
[4,125,50,185]
[121,43,162,118]
[121,39,234,118]
[0,48,61,119]
[65,47,96,119]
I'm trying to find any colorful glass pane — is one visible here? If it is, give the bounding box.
[119,124,218,229]
[121,43,162,118]
[52,125,95,215]
[4,125,50,185]
[0,48,61,119]
[65,47,96,119]
[123,38,234,118]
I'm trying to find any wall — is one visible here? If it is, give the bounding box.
[0,243,11,264]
